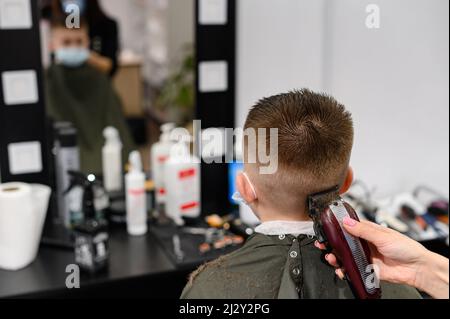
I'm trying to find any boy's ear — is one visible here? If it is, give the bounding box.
[236,173,257,204]
[339,167,354,195]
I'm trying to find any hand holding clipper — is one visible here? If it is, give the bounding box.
[308,187,382,299]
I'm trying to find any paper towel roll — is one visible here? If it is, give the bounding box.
[0,183,51,271]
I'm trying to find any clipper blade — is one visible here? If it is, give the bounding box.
[308,186,340,214]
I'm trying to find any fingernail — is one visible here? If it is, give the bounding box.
[343,217,357,227]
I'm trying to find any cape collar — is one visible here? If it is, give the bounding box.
[255,220,315,237]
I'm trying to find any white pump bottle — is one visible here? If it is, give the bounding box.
[102,127,123,192]
[125,151,147,236]
[151,123,175,204]
[164,130,201,226]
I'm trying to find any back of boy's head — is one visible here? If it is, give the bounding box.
[244,89,354,215]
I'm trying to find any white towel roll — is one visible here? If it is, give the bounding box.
[0,183,51,271]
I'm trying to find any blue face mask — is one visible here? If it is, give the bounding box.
[232,191,248,205]
[55,47,90,68]
[61,0,87,15]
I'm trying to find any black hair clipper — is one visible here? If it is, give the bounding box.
[308,187,382,299]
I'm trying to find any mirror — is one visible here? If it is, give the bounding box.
[38,0,195,174]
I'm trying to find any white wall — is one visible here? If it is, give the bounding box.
[236,0,326,127]
[236,0,449,197]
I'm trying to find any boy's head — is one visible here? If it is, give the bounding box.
[237,89,354,221]
[49,16,90,67]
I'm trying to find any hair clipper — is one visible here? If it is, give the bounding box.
[308,187,382,299]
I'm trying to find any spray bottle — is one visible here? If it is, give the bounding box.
[102,127,123,192]
[53,122,82,228]
[151,123,175,206]
[125,151,148,236]
[164,129,201,226]
[66,171,109,274]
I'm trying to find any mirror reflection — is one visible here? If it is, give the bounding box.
[39,0,195,174]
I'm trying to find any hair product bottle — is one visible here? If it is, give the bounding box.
[67,172,109,274]
[125,151,148,236]
[164,130,201,226]
[150,123,175,206]
[53,122,82,228]
[102,126,123,192]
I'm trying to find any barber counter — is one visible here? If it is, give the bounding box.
[0,225,186,298]
[0,219,246,299]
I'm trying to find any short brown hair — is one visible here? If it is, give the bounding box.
[244,89,354,213]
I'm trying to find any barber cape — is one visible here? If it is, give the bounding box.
[181,221,421,299]
[46,64,134,174]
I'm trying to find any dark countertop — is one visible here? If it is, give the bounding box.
[0,226,191,299]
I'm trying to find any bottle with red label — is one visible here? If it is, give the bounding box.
[125,151,148,236]
[164,130,201,225]
[151,123,175,206]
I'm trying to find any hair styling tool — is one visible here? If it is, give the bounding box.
[401,205,428,231]
[376,211,410,233]
[413,185,449,224]
[308,186,382,299]
[428,201,449,219]
[413,185,448,206]
[346,181,409,233]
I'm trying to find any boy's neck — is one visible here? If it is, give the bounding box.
[258,211,312,223]
[251,200,312,223]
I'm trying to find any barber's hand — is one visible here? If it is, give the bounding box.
[315,217,430,289]
[88,51,113,74]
